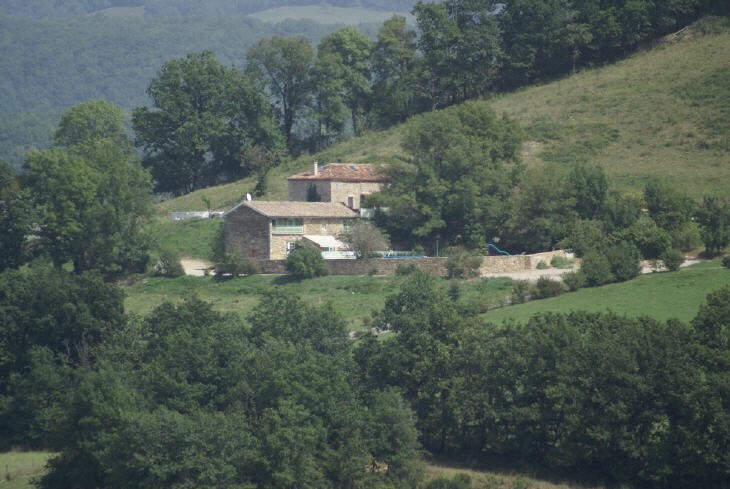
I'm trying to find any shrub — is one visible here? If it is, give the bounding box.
[672,222,702,251]
[623,215,672,259]
[285,242,327,279]
[565,219,607,257]
[534,276,564,299]
[395,263,419,276]
[445,247,482,279]
[550,254,573,268]
[562,270,585,291]
[606,240,641,282]
[511,280,530,304]
[536,261,549,270]
[661,249,684,271]
[722,255,730,269]
[153,248,185,277]
[581,251,613,286]
[215,252,257,280]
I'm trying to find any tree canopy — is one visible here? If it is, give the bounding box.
[376,101,523,249]
[133,51,282,195]
[25,101,151,276]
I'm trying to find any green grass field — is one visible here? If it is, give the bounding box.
[0,452,52,489]
[425,462,592,489]
[489,17,730,198]
[124,273,518,331]
[124,261,728,331]
[145,217,223,261]
[485,261,729,325]
[247,5,414,25]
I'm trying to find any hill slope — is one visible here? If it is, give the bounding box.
[161,16,728,212]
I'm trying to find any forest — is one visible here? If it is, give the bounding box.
[2,0,727,168]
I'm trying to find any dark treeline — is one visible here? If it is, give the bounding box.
[1,262,727,488]
[355,271,730,488]
[0,0,419,18]
[0,268,424,488]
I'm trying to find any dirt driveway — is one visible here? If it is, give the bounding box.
[180,258,213,276]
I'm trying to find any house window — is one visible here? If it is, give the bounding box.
[342,219,353,232]
[285,241,297,256]
[321,223,327,232]
[272,218,304,234]
[347,195,354,208]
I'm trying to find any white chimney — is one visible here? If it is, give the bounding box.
[312,161,318,175]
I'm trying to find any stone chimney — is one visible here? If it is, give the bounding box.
[312,161,318,175]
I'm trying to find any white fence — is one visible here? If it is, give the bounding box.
[171,211,224,221]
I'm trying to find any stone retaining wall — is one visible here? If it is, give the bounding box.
[254,250,569,277]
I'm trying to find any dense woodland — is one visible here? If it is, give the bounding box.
[1,2,729,488]
[2,0,727,168]
[0,0,419,18]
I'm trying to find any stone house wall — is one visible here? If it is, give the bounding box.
[268,218,352,260]
[255,250,570,276]
[223,206,270,261]
[288,180,332,203]
[288,180,383,209]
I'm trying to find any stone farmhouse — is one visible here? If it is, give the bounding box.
[223,200,359,261]
[287,162,386,210]
[224,163,387,261]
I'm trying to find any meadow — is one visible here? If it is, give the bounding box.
[0,452,51,489]
[485,260,729,325]
[248,5,414,25]
[124,260,729,332]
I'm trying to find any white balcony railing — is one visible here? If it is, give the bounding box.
[271,226,304,234]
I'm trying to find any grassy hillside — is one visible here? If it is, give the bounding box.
[161,16,728,211]
[489,17,730,198]
[485,260,729,325]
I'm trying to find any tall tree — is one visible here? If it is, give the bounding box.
[315,28,374,137]
[414,0,501,108]
[53,99,130,151]
[695,196,730,254]
[246,36,314,151]
[370,15,422,128]
[25,101,151,276]
[133,51,282,195]
[0,160,34,272]
[376,102,523,248]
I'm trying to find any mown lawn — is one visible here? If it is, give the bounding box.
[484,260,729,325]
[0,452,52,489]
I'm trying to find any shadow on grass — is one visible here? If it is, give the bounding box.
[272,274,301,286]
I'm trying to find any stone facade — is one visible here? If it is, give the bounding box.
[269,218,352,260]
[254,250,571,276]
[287,163,386,210]
[224,204,271,261]
[224,201,358,260]
[288,180,384,209]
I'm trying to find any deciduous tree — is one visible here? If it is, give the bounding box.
[246,36,314,151]
[133,51,282,194]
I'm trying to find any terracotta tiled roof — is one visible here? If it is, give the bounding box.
[227,201,359,218]
[287,163,387,182]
